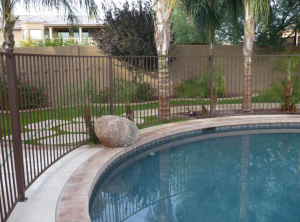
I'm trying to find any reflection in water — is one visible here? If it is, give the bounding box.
[90,132,300,222]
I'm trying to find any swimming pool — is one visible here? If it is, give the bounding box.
[89,124,300,222]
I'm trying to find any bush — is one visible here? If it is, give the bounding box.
[175,61,226,98]
[259,76,300,105]
[19,36,36,47]
[93,0,157,70]
[94,78,157,103]
[0,73,48,110]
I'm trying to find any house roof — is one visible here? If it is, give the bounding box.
[1,15,103,29]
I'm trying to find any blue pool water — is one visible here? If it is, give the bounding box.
[90,125,300,222]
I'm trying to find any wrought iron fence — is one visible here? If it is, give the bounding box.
[1,45,300,221]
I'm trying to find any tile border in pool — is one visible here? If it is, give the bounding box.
[55,115,300,222]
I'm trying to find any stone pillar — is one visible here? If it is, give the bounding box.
[49,27,53,40]
[79,27,82,42]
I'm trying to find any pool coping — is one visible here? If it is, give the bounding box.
[55,115,300,222]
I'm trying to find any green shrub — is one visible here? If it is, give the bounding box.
[0,73,48,110]
[259,76,300,104]
[95,78,157,103]
[175,60,226,98]
[19,36,36,47]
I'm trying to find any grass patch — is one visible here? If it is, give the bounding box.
[0,95,283,139]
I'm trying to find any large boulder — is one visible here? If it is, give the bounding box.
[94,115,140,148]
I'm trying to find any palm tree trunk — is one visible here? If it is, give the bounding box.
[208,26,216,57]
[241,2,254,112]
[208,26,218,113]
[284,79,292,111]
[1,1,18,50]
[154,0,172,121]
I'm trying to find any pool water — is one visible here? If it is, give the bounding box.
[90,128,300,222]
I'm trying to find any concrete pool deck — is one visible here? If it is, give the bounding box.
[7,115,300,222]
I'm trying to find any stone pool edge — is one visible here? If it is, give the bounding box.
[55,115,300,222]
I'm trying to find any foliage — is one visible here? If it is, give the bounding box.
[19,36,36,47]
[58,75,97,107]
[271,49,300,79]
[171,8,205,45]
[63,38,80,46]
[30,35,95,47]
[93,0,156,68]
[215,10,244,45]
[175,60,226,98]
[94,78,157,103]
[259,76,300,105]
[0,71,48,110]
[256,0,300,50]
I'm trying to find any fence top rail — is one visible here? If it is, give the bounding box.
[10,52,300,58]
[0,51,9,55]
[13,53,109,58]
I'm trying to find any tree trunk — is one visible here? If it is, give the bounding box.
[241,2,254,112]
[83,103,94,138]
[284,79,292,111]
[208,26,218,113]
[208,26,216,57]
[1,4,18,50]
[154,0,172,121]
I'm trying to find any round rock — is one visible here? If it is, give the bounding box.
[94,115,140,148]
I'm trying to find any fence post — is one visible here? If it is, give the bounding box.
[5,41,26,201]
[210,56,214,117]
[109,54,114,115]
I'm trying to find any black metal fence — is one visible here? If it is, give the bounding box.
[1,46,300,221]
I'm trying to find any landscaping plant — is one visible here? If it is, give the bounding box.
[259,76,300,112]
[175,60,226,99]
[271,49,300,111]
[58,76,98,138]
[96,78,157,104]
[93,0,157,70]
[0,69,48,110]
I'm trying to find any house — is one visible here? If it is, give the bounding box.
[0,15,101,46]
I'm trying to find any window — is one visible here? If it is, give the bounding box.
[44,30,49,38]
[73,32,79,38]
[73,31,89,38]
[23,30,27,40]
[58,31,69,38]
[82,31,89,38]
[29,29,42,39]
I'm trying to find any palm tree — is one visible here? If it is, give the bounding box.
[179,0,223,57]
[1,0,98,50]
[271,49,300,111]
[241,0,269,111]
[154,0,173,121]
[174,0,269,112]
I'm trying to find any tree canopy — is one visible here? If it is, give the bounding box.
[93,0,156,57]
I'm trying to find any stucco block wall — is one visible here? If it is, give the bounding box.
[2,45,300,102]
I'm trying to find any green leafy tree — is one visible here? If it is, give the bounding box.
[171,8,205,45]
[256,0,300,50]
[215,10,244,45]
[93,0,156,57]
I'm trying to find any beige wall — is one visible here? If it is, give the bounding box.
[2,45,300,104]
[20,22,45,41]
